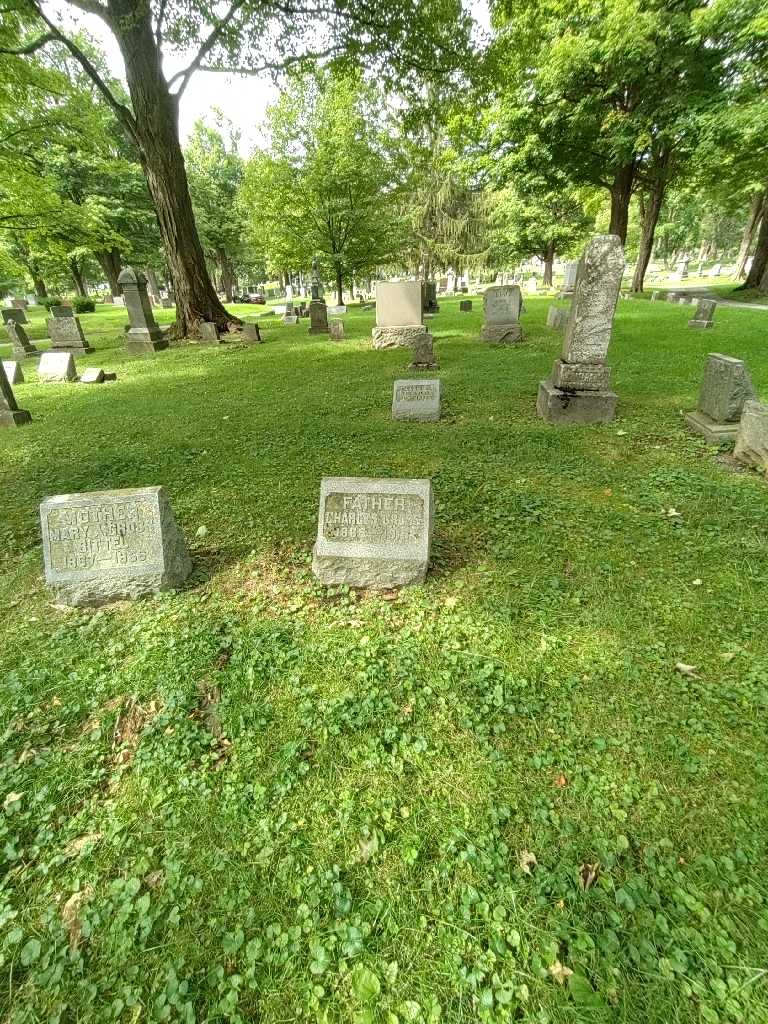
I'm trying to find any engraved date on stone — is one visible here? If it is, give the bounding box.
[323,492,425,544]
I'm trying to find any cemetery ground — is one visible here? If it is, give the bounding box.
[2,297,768,1024]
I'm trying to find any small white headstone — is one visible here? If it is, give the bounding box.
[2,360,23,384]
[38,352,77,381]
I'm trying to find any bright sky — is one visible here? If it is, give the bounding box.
[47,0,490,155]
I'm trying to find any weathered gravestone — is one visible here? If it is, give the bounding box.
[3,360,23,384]
[537,234,624,425]
[38,351,77,381]
[0,360,31,428]
[327,304,347,315]
[241,323,262,343]
[11,298,28,310]
[118,267,168,354]
[47,308,92,353]
[196,322,220,343]
[40,486,191,606]
[674,258,689,280]
[459,300,472,312]
[734,401,768,474]
[2,307,28,326]
[330,321,344,340]
[39,487,192,606]
[372,281,423,348]
[688,298,717,329]
[283,314,299,326]
[558,261,579,297]
[392,379,441,421]
[408,331,438,370]
[3,320,38,359]
[547,306,568,329]
[80,368,106,384]
[480,285,523,344]
[312,477,433,588]
[667,291,680,302]
[421,281,439,315]
[308,299,329,335]
[651,291,661,301]
[685,353,757,443]
[709,263,722,278]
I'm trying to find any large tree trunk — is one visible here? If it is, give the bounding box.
[632,180,665,293]
[32,274,47,298]
[217,250,234,302]
[608,162,635,244]
[107,0,236,337]
[736,192,764,279]
[542,240,554,287]
[741,197,768,292]
[335,264,343,306]
[70,259,87,296]
[96,247,122,296]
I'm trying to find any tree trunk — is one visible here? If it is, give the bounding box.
[96,247,122,296]
[335,264,343,306]
[70,260,88,296]
[632,180,665,293]
[217,250,234,302]
[542,240,554,287]
[741,196,768,292]
[30,271,47,298]
[145,268,162,303]
[736,191,764,278]
[106,0,236,337]
[608,162,635,243]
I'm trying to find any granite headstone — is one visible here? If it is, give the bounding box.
[734,401,768,474]
[685,353,757,443]
[392,379,441,421]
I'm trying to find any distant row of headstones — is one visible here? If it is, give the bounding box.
[4,235,767,605]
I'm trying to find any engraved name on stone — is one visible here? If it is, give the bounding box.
[43,497,162,575]
[322,492,425,545]
[395,383,436,403]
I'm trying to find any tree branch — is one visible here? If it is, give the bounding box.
[154,0,168,48]
[0,31,55,55]
[20,1,138,143]
[62,0,111,21]
[167,0,249,99]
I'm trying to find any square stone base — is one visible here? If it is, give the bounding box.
[551,359,611,392]
[537,379,617,424]
[688,320,714,329]
[51,343,93,354]
[684,410,738,443]
[0,408,32,427]
[312,551,428,589]
[372,325,427,349]
[126,336,169,355]
[480,323,523,344]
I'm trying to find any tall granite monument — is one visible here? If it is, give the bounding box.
[118,266,168,354]
[40,486,191,606]
[537,235,624,425]
[308,256,330,335]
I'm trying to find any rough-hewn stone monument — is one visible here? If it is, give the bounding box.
[330,321,344,340]
[372,281,423,347]
[40,486,192,606]
[392,379,441,421]
[38,351,77,381]
[0,360,31,428]
[118,266,169,354]
[312,477,433,588]
[685,353,757,443]
[537,234,624,425]
[481,285,523,344]
[688,298,717,329]
[4,319,38,359]
[734,401,768,474]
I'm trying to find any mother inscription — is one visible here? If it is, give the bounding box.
[40,486,191,606]
[312,477,433,588]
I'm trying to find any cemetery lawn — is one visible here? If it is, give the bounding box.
[3,297,768,1024]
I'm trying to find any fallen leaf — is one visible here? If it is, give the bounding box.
[675,662,700,679]
[61,887,93,949]
[518,850,537,874]
[65,833,103,857]
[665,507,682,518]
[603,488,613,496]
[554,773,568,788]
[195,525,208,539]
[692,578,703,586]
[444,596,458,609]
[144,870,164,889]
[719,652,735,662]
[3,791,23,810]
[549,960,573,985]
[580,862,600,889]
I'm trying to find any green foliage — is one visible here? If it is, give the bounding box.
[39,295,64,310]
[1,296,768,1021]
[72,295,95,313]
[243,70,404,298]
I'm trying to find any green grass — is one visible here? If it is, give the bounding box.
[2,297,768,1023]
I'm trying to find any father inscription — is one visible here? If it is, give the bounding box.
[40,486,192,606]
[312,477,433,588]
